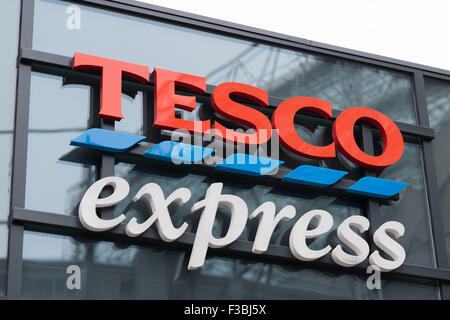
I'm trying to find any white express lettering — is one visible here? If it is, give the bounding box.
[79,176,407,271]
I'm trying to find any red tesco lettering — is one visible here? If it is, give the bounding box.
[72,52,404,170]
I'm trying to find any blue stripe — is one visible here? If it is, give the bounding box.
[347,177,408,198]
[70,133,408,199]
[283,165,348,187]
[144,141,215,164]
[70,128,145,153]
[215,153,283,176]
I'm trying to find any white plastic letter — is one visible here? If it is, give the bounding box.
[79,176,129,232]
[331,215,370,267]
[188,183,248,270]
[125,183,190,241]
[289,209,333,261]
[369,221,406,272]
[249,202,295,254]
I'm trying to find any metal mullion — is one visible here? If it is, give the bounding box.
[413,70,450,299]
[99,150,115,221]
[143,89,161,142]
[6,63,29,298]
[80,86,117,298]
[414,71,432,128]
[6,0,36,299]
[361,124,382,253]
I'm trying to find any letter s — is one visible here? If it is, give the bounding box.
[211,82,272,145]
[369,221,406,271]
[331,215,370,267]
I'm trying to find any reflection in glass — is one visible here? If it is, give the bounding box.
[22,231,439,299]
[378,141,435,267]
[25,73,96,215]
[34,0,416,123]
[425,79,450,265]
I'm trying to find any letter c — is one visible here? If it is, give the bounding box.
[271,97,335,159]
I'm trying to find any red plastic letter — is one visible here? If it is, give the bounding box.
[210,83,272,145]
[152,68,210,133]
[72,52,149,121]
[332,107,404,169]
[271,97,335,159]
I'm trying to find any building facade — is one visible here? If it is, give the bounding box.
[1,0,450,299]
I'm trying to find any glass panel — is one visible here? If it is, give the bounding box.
[33,0,416,124]
[424,79,450,265]
[25,72,96,215]
[22,231,439,299]
[0,0,21,295]
[378,140,435,267]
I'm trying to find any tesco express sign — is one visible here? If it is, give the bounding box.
[71,52,407,272]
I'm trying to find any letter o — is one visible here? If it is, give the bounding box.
[332,107,404,169]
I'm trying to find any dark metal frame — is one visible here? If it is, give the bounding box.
[6,0,450,299]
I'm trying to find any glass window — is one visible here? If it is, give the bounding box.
[22,231,439,299]
[378,140,435,267]
[0,0,21,296]
[25,72,96,215]
[424,78,450,265]
[33,0,417,124]
[18,0,443,301]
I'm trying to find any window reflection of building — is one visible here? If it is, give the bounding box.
[207,45,416,124]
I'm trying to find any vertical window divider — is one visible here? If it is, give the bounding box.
[414,70,450,299]
[96,84,116,220]
[6,0,35,300]
[361,124,382,252]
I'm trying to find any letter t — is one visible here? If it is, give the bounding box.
[72,52,149,121]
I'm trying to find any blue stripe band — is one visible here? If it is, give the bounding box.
[70,128,146,153]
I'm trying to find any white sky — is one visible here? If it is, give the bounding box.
[137,0,450,72]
